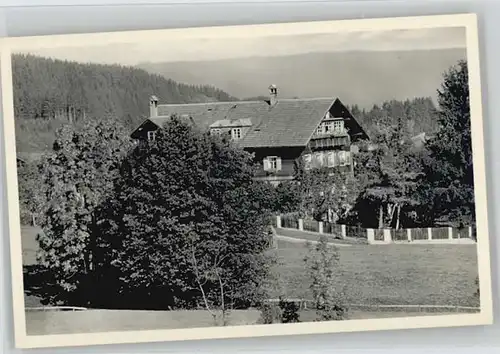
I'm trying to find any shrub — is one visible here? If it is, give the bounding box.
[304,237,348,321]
[93,116,275,310]
[257,302,283,324]
[279,299,301,323]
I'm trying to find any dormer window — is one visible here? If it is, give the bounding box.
[147,130,156,141]
[231,128,242,140]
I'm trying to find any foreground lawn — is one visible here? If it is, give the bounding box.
[275,227,367,244]
[21,226,479,311]
[21,226,40,266]
[275,239,479,307]
[25,308,445,335]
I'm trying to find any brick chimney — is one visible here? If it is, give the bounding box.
[149,95,159,117]
[269,84,278,106]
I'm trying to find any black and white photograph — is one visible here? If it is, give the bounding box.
[0,13,493,349]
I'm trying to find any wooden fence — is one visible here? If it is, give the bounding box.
[275,214,476,245]
[264,299,479,313]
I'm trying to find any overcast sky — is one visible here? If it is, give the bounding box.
[19,26,466,65]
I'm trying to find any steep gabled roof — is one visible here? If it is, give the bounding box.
[157,101,270,130]
[130,96,369,148]
[210,118,253,128]
[239,98,333,148]
[150,98,336,148]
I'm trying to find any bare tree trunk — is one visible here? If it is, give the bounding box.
[388,203,396,228]
[395,204,401,230]
[216,270,227,326]
[191,248,217,323]
[378,205,383,229]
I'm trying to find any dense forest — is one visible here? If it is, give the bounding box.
[13,54,237,153]
[13,54,439,155]
[346,97,439,139]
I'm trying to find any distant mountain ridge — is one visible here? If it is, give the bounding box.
[138,48,466,108]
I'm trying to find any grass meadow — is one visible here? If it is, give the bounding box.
[20,225,480,335]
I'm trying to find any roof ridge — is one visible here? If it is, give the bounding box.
[157,97,337,107]
[158,100,264,107]
[274,97,336,102]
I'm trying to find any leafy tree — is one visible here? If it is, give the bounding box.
[304,236,347,321]
[93,116,275,311]
[355,115,422,229]
[13,53,237,153]
[35,118,132,304]
[421,60,474,227]
[273,181,301,214]
[347,97,438,140]
[295,165,359,223]
[17,158,48,226]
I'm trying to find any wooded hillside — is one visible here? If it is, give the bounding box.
[13,54,237,153]
[13,54,440,154]
[347,97,439,139]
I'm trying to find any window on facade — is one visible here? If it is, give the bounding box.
[315,124,324,135]
[326,151,336,167]
[333,120,344,132]
[303,154,312,170]
[338,151,351,166]
[211,128,222,135]
[345,151,351,165]
[324,121,334,133]
[264,156,281,171]
[232,128,242,140]
[313,152,324,168]
[147,130,156,141]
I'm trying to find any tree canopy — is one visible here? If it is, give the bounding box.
[420,60,474,227]
[35,118,132,304]
[13,54,236,153]
[92,116,276,310]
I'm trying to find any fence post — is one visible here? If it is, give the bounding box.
[298,219,304,231]
[276,215,282,229]
[468,226,473,239]
[383,229,391,243]
[448,227,453,240]
[407,228,412,242]
[318,221,323,234]
[427,228,432,240]
[341,224,347,239]
[367,229,375,244]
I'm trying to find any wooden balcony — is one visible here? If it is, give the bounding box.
[309,132,350,149]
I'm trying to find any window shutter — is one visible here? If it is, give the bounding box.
[327,152,335,167]
[276,157,282,171]
[263,158,270,171]
[303,154,312,170]
[339,151,346,165]
[333,151,339,167]
[313,153,320,168]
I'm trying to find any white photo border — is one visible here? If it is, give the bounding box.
[0,13,493,349]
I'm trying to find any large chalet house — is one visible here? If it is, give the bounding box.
[130,85,369,185]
